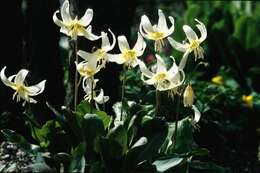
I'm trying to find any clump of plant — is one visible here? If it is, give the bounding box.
[0,0,219,172]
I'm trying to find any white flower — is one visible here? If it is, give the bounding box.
[76,50,103,78]
[137,54,185,91]
[79,29,116,67]
[0,67,46,106]
[168,19,207,69]
[83,78,109,105]
[53,0,100,40]
[139,9,175,52]
[108,33,146,68]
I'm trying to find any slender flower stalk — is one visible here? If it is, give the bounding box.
[155,90,160,116]
[74,38,79,110]
[173,92,181,149]
[120,65,127,120]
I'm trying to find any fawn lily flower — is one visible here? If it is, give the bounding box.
[183,85,194,107]
[81,29,116,67]
[139,9,175,52]
[53,0,100,40]
[0,67,46,106]
[168,19,207,68]
[76,50,103,78]
[138,54,185,91]
[83,78,109,105]
[108,33,146,68]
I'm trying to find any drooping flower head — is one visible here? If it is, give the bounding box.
[83,78,109,106]
[139,9,175,52]
[168,19,207,69]
[81,29,116,68]
[138,54,185,91]
[0,67,46,106]
[76,50,103,78]
[53,0,100,40]
[183,84,195,107]
[108,33,146,68]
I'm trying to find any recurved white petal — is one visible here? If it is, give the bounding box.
[118,35,130,52]
[107,54,125,64]
[166,16,175,35]
[195,19,207,42]
[101,29,116,52]
[15,69,29,85]
[79,8,93,26]
[157,9,167,31]
[60,0,72,24]
[106,29,116,52]
[26,80,46,96]
[155,54,167,73]
[179,51,190,70]
[183,25,198,43]
[81,26,101,41]
[133,33,146,52]
[137,59,154,78]
[144,77,156,85]
[53,11,66,28]
[168,56,178,74]
[140,15,154,33]
[192,105,201,123]
[78,50,92,61]
[167,37,188,52]
[0,67,15,88]
[94,89,109,104]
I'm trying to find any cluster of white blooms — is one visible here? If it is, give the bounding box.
[0,0,206,114]
[52,0,207,110]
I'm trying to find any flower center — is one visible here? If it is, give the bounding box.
[154,73,167,82]
[79,67,95,77]
[149,32,165,40]
[189,40,200,50]
[122,50,136,61]
[97,49,106,61]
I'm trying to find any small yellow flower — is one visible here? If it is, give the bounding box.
[211,75,223,85]
[183,85,194,107]
[242,95,253,108]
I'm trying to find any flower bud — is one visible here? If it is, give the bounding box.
[183,85,194,107]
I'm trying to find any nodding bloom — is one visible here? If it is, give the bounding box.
[83,78,109,106]
[0,67,46,106]
[168,19,207,69]
[81,29,116,68]
[139,9,175,52]
[137,54,185,91]
[76,50,103,78]
[108,33,146,68]
[53,0,100,40]
[183,85,195,107]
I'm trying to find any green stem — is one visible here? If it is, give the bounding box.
[155,89,160,116]
[120,65,126,121]
[90,77,94,113]
[74,38,79,110]
[27,103,40,143]
[174,94,180,148]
